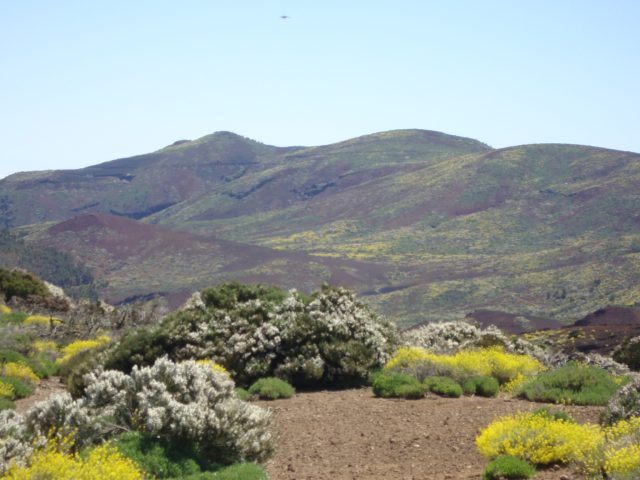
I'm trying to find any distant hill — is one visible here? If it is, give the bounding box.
[2,129,639,327]
[0,230,97,299]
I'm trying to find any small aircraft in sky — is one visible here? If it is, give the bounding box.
[280,15,289,19]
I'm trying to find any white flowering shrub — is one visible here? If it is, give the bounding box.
[0,358,274,473]
[402,320,548,360]
[104,283,398,388]
[601,376,640,425]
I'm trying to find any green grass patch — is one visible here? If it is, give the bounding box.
[517,362,620,406]
[462,376,500,397]
[248,377,295,400]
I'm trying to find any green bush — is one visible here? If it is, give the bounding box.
[0,397,15,410]
[234,388,250,401]
[517,362,621,405]
[201,282,288,310]
[110,432,204,478]
[0,268,49,302]
[424,376,463,398]
[373,372,425,399]
[0,311,28,326]
[483,455,536,479]
[532,407,574,423]
[248,377,295,400]
[613,337,640,371]
[462,376,499,397]
[63,347,107,398]
[0,349,56,379]
[0,376,34,399]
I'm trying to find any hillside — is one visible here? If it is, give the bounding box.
[2,129,639,327]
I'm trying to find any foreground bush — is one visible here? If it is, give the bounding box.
[517,362,621,406]
[477,412,640,478]
[248,378,295,400]
[476,411,602,466]
[0,358,274,473]
[601,376,640,425]
[482,455,535,479]
[3,440,144,480]
[372,373,425,399]
[103,283,398,388]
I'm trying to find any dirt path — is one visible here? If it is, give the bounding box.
[258,389,602,480]
[15,377,66,413]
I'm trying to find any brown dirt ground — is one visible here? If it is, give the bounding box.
[258,389,603,480]
[15,377,66,413]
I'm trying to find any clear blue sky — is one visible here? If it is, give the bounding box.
[1,1,639,179]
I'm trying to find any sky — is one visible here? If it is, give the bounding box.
[1,1,639,180]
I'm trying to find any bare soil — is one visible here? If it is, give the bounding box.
[258,389,602,480]
[15,377,66,413]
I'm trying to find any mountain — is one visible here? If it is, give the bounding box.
[2,129,639,327]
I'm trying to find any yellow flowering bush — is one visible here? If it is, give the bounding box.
[33,340,58,355]
[3,441,144,480]
[2,362,40,384]
[476,411,602,466]
[0,304,11,314]
[195,359,231,377]
[0,379,15,399]
[56,335,111,367]
[477,412,640,478]
[385,346,544,384]
[23,315,62,327]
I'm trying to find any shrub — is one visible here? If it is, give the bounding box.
[532,407,574,423]
[234,388,250,401]
[104,284,398,388]
[0,380,14,399]
[0,398,15,411]
[601,376,640,425]
[600,416,640,479]
[476,412,602,466]
[111,431,203,478]
[248,377,295,400]
[3,440,144,480]
[518,362,621,406]
[23,314,62,327]
[385,346,544,385]
[482,455,535,479]
[0,376,33,399]
[195,359,230,377]
[2,362,39,384]
[613,336,640,371]
[372,373,425,399]
[0,349,53,379]
[0,312,26,326]
[201,282,288,310]
[0,358,274,472]
[463,376,500,397]
[424,376,463,398]
[56,335,111,368]
[0,269,49,302]
[0,305,11,314]
[402,320,548,361]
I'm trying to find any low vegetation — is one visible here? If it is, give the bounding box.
[517,362,623,406]
[482,455,535,480]
[248,377,295,400]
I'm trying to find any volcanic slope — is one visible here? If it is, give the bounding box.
[2,130,640,327]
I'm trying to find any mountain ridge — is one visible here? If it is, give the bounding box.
[2,129,639,327]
